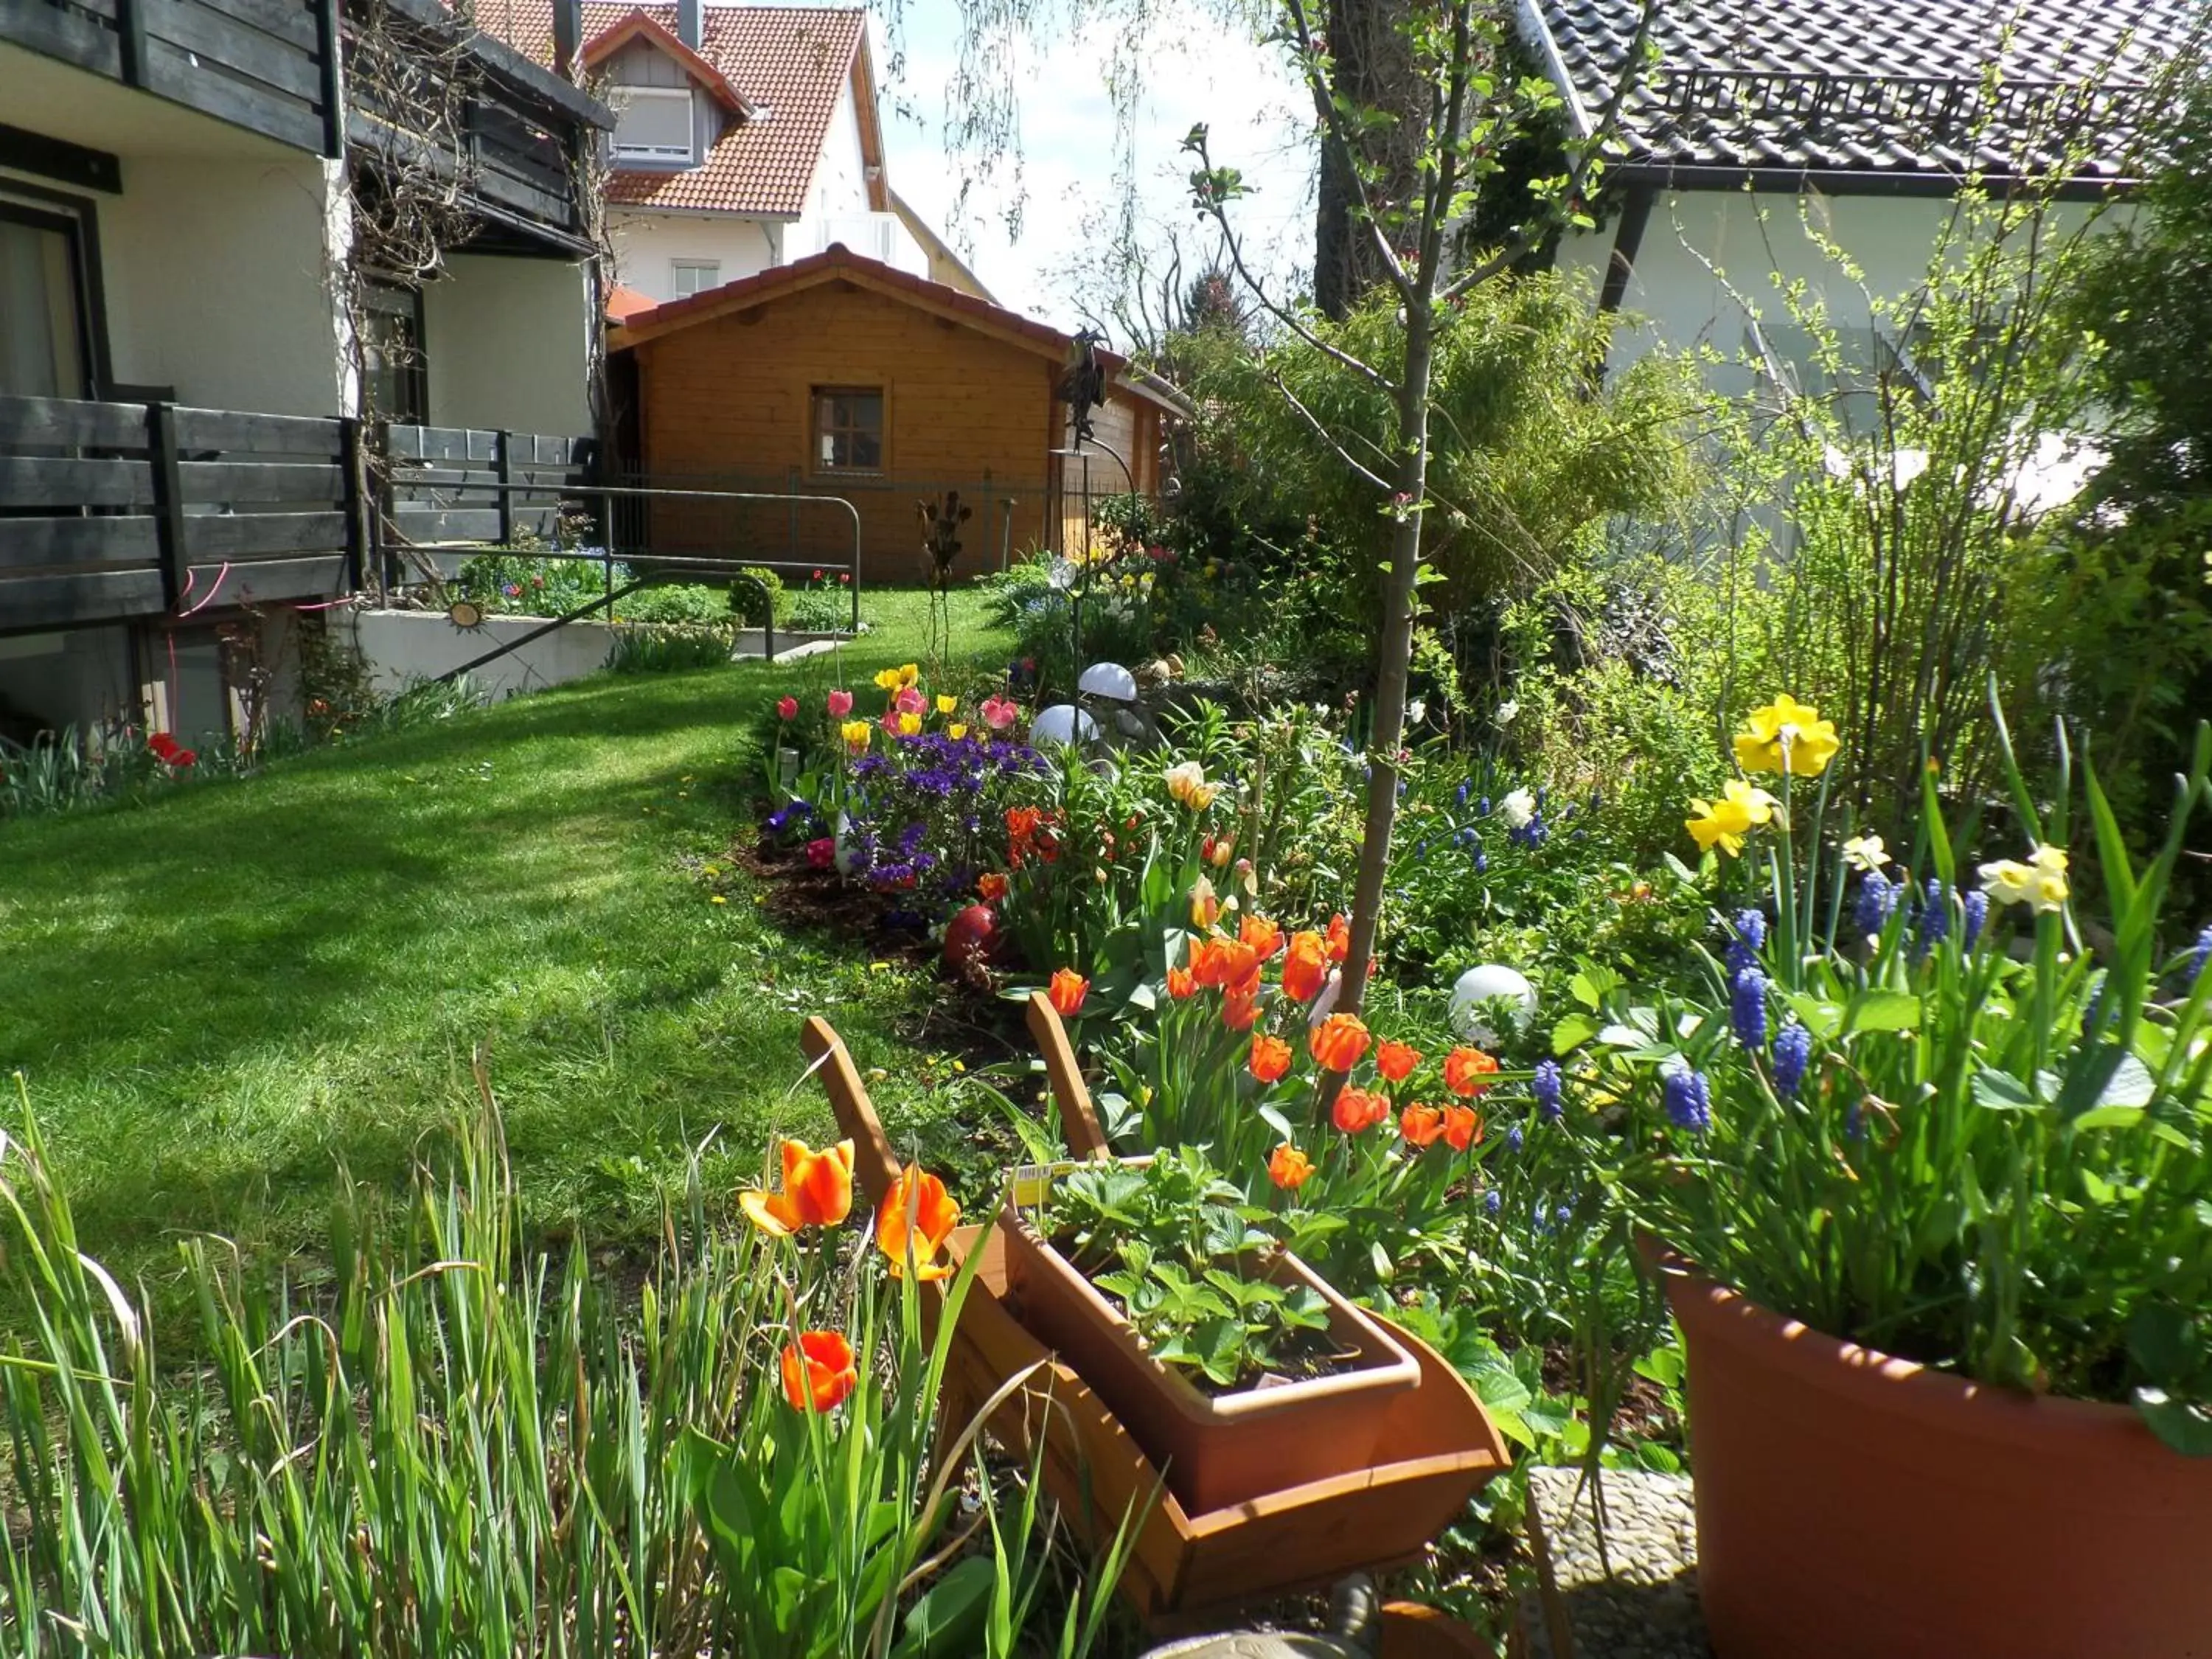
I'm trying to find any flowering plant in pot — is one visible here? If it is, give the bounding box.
[1576,693,2212,1658]
[999,1143,1422,1514]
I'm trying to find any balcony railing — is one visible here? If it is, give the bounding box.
[2,0,345,155]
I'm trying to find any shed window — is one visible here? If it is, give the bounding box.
[613,86,694,164]
[813,387,883,472]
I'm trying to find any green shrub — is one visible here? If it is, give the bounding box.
[726,566,788,628]
[618,582,734,626]
[609,624,735,675]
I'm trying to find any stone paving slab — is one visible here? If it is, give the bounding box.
[1516,1468,1712,1659]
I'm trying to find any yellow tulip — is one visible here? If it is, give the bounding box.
[896,712,922,736]
[1733,694,1841,778]
[897,663,920,688]
[872,668,901,692]
[947,723,968,740]
[936,694,959,716]
[840,719,872,751]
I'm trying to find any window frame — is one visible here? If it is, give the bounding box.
[611,85,696,165]
[669,258,721,299]
[810,385,886,476]
[358,279,428,426]
[0,181,109,398]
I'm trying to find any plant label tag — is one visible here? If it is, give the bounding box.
[1007,1161,1080,1208]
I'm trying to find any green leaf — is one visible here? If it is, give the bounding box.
[1846,990,1921,1032]
[893,1557,998,1659]
[1551,1013,1599,1054]
[2127,1304,2198,1380]
[1785,993,1844,1039]
[1635,1441,1683,1473]
[2135,1389,2212,1457]
[1633,1344,1685,1389]
[1971,1068,2037,1110]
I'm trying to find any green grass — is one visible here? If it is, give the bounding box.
[0,587,1016,1288]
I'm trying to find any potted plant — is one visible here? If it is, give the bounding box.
[1000,1145,1422,1513]
[1582,696,2212,1658]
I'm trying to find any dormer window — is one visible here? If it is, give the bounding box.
[613,86,694,164]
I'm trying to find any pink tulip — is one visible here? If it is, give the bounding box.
[827,689,854,717]
[776,696,799,720]
[981,695,1019,731]
[893,686,928,716]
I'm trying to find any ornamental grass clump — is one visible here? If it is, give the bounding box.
[1595,695,2212,1452]
[0,1091,1135,1655]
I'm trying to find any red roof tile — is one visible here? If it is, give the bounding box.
[613,244,1189,414]
[604,281,657,320]
[473,1,869,216]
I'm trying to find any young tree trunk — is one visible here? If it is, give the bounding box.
[1335,303,1436,1015]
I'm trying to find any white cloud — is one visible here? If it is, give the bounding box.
[876,0,1312,330]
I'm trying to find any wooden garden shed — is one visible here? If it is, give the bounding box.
[608,245,1184,583]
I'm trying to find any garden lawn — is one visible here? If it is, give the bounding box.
[0,589,1011,1293]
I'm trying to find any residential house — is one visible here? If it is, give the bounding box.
[476,0,932,305]
[609,244,1183,582]
[1515,0,2193,397]
[0,0,613,742]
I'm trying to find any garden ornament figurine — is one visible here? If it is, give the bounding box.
[1138,1575,1380,1658]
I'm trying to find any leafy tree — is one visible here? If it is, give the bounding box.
[1180,0,1656,1029]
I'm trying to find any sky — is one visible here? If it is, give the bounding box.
[871,0,1313,334]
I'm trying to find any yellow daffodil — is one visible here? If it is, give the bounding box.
[1981,843,2068,912]
[840,719,872,752]
[1841,833,1888,873]
[1685,779,1779,858]
[936,694,959,716]
[1733,694,1841,778]
[947,722,968,740]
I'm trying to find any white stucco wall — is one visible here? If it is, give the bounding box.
[1563,188,2108,394]
[422,254,593,437]
[612,211,779,299]
[99,153,345,415]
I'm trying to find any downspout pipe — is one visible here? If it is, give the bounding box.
[1596,183,1654,314]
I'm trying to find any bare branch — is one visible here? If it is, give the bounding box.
[1262,365,1396,494]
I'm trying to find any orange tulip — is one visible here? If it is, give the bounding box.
[978,872,1009,902]
[739,1138,856,1236]
[1222,987,1260,1032]
[1239,914,1283,959]
[1281,933,1329,1002]
[1374,1040,1421,1083]
[1324,914,1351,964]
[780,1329,859,1413]
[1308,1013,1372,1074]
[1249,1033,1293,1083]
[1399,1102,1447,1147]
[1332,1085,1389,1133]
[877,1166,961,1280]
[1048,968,1089,1017]
[1443,1103,1484,1151]
[1166,964,1197,999]
[1188,934,1225,989]
[1213,937,1262,997]
[1444,1046,1499,1098]
[1267,1144,1315,1190]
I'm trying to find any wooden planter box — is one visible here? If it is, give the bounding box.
[799,1001,1512,1626]
[999,1197,1422,1514]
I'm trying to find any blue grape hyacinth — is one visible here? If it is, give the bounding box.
[1772,1020,1812,1099]
[2191,924,2212,989]
[1731,967,1769,1051]
[1916,877,1951,957]
[1532,1058,1563,1122]
[1854,871,1897,937]
[1961,888,1989,949]
[1663,1063,1712,1135]
[1725,906,1767,982]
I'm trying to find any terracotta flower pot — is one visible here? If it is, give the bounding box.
[1000,1205,1421,1514]
[1651,1245,2212,1659]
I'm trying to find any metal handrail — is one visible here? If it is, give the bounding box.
[380,473,864,633]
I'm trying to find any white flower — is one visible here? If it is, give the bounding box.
[1406,698,1427,725]
[1841,833,1888,874]
[1979,843,2068,913]
[1495,700,1521,726]
[1500,787,1537,830]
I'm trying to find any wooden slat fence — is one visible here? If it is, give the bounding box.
[0,391,358,630]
